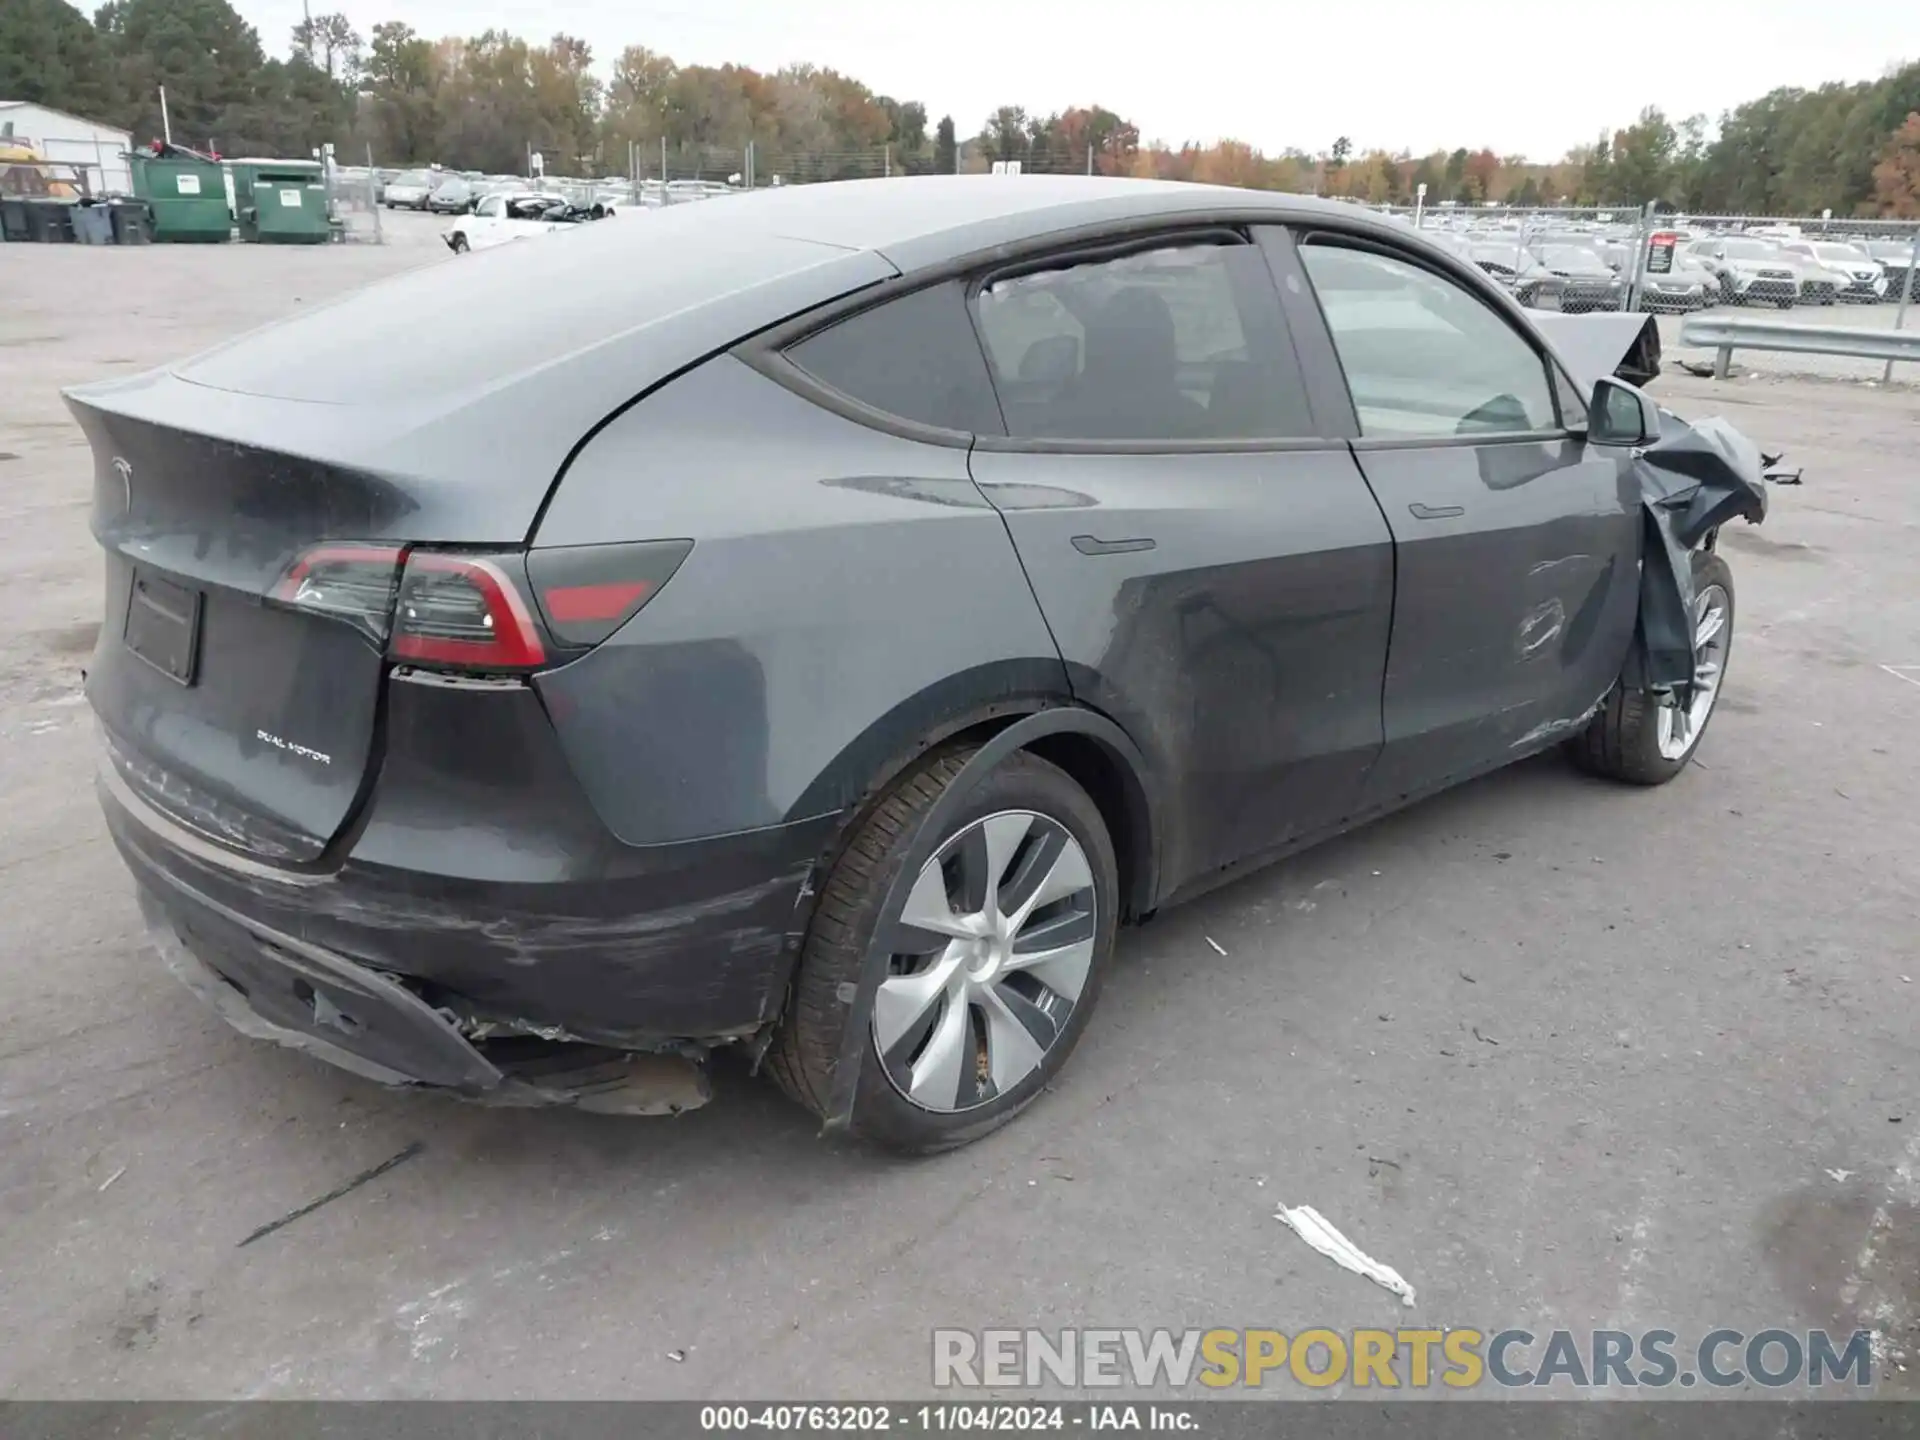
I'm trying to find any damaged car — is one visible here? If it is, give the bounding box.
[444,190,617,253]
[66,177,1767,1153]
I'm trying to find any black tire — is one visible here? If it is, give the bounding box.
[1568,550,1734,786]
[450,233,469,253]
[767,746,1119,1154]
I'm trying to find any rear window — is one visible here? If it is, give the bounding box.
[969,242,1316,442]
[785,281,1005,435]
[1540,247,1610,274]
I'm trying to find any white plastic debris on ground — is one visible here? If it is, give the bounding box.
[1276,1204,1417,1307]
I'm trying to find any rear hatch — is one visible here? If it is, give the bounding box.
[75,404,422,862]
[71,213,893,865]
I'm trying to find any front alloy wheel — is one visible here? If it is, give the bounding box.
[874,811,1096,1114]
[1655,584,1729,760]
[1566,550,1735,786]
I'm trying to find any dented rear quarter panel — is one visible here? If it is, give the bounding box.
[531,354,1072,846]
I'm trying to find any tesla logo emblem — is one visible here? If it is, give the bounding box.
[111,456,132,513]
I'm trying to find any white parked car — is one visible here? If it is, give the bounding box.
[1779,240,1887,302]
[442,191,616,253]
[384,169,436,210]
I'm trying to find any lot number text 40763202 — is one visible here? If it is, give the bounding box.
[700,1406,1198,1432]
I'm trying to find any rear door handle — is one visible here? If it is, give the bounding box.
[1407,503,1465,520]
[1071,535,1157,556]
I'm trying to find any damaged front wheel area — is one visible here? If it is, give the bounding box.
[1567,551,1736,785]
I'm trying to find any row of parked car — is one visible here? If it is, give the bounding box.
[1425,223,1917,315]
[374,167,741,215]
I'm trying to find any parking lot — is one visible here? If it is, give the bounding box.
[2,220,1917,1400]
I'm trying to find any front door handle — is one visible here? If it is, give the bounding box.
[1071,535,1157,556]
[1407,503,1465,520]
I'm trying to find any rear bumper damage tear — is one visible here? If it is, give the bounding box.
[1631,414,1770,701]
[142,892,712,1115]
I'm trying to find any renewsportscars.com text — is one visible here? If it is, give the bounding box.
[932,1327,1875,1391]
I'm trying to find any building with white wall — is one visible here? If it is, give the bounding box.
[0,101,133,196]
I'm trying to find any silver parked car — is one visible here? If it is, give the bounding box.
[1780,240,1887,302]
[1686,238,1798,308]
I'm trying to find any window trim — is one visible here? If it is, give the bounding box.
[740,217,1352,456]
[1292,227,1579,446]
[736,276,985,449]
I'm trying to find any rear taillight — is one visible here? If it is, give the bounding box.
[271,543,404,644]
[391,552,547,670]
[273,540,690,672]
[526,540,693,647]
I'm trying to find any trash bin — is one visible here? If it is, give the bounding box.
[70,203,113,244]
[0,199,23,242]
[230,159,329,244]
[130,149,231,243]
[23,199,74,242]
[107,199,152,245]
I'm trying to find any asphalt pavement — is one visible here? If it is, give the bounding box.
[1,212,1916,1400]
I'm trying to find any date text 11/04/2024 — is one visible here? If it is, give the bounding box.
[701,1407,1195,1431]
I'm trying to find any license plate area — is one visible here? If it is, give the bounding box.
[124,570,202,685]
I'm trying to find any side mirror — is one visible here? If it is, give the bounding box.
[1589,376,1660,446]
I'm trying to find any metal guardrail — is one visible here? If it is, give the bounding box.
[1679,314,1920,379]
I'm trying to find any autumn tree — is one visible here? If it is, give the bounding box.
[1872,112,1920,217]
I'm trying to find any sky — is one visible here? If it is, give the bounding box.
[237,0,1909,160]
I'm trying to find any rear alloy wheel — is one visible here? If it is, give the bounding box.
[873,809,1097,1114]
[768,747,1118,1153]
[1568,551,1734,785]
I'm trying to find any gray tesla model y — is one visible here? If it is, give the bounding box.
[68,177,1760,1151]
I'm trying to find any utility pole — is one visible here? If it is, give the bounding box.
[158,85,172,144]
[1086,144,1094,176]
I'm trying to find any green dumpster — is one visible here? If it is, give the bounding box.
[230,159,328,244]
[129,147,230,243]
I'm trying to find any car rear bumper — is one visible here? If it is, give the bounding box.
[139,884,714,1111]
[101,752,839,1073]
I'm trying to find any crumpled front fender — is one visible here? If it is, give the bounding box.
[1629,413,1770,696]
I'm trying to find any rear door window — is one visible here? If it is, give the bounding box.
[784,280,1005,435]
[970,241,1316,442]
[1297,242,1560,438]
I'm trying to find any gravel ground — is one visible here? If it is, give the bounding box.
[1,214,1916,1401]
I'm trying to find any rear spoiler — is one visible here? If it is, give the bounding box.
[1530,311,1661,391]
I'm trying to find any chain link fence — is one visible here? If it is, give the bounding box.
[1384,204,1645,314]
[1380,202,1920,337]
[323,164,384,242]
